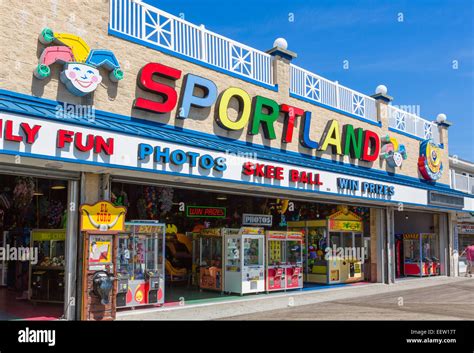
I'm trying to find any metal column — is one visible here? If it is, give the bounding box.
[63,179,79,320]
[439,212,451,276]
[376,208,386,284]
[385,207,395,284]
[100,174,111,200]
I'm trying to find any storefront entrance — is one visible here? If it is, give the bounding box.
[0,174,70,320]
[394,210,446,279]
[110,180,374,309]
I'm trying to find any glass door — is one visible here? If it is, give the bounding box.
[243,237,263,267]
[287,240,302,266]
[225,237,241,271]
[133,235,146,280]
[330,232,342,249]
[354,233,364,262]
[341,232,353,254]
[118,234,133,277]
[268,239,284,266]
[354,233,363,249]
[145,232,159,272]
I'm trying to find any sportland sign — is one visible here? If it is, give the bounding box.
[133,63,384,163]
[1,112,472,211]
[131,62,447,182]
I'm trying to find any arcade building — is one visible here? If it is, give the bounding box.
[0,0,472,320]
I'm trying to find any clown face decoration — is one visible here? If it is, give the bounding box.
[391,152,403,168]
[35,27,123,97]
[61,63,103,96]
[380,135,407,169]
[418,139,443,181]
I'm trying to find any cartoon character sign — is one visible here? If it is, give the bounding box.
[34,27,123,96]
[380,135,407,168]
[418,139,443,181]
[61,63,102,95]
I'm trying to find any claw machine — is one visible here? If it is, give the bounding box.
[266,231,304,292]
[193,228,224,292]
[288,209,365,284]
[116,221,166,308]
[224,227,265,295]
[401,233,440,277]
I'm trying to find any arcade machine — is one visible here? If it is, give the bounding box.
[193,228,224,292]
[80,201,127,321]
[29,229,66,303]
[224,227,265,295]
[265,231,304,292]
[401,233,440,277]
[287,209,365,284]
[116,221,166,308]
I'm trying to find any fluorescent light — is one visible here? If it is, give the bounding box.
[51,181,66,190]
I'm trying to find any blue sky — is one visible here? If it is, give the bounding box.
[146,0,474,160]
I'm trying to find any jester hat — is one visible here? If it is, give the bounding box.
[34,27,123,96]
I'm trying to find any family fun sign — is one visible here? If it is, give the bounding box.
[1,111,453,210]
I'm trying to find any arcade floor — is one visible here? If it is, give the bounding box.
[0,288,63,320]
[161,281,370,307]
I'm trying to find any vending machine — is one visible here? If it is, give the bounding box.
[266,231,304,292]
[116,221,166,308]
[193,228,224,292]
[224,227,265,295]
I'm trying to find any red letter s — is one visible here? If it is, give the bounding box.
[134,63,182,114]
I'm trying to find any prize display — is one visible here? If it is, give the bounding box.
[193,228,224,292]
[116,221,166,308]
[266,231,304,292]
[224,227,265,295]
[401,233,440,277]
[29,229,66,303]
[288,209,365,284]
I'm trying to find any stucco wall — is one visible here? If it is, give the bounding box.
[0,0,450,184]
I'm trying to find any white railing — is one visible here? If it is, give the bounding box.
[387,105,440,143]
[109,0,274,86]
[290,64,378,122]
[110,0,442,137]
[453,172,474,194]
